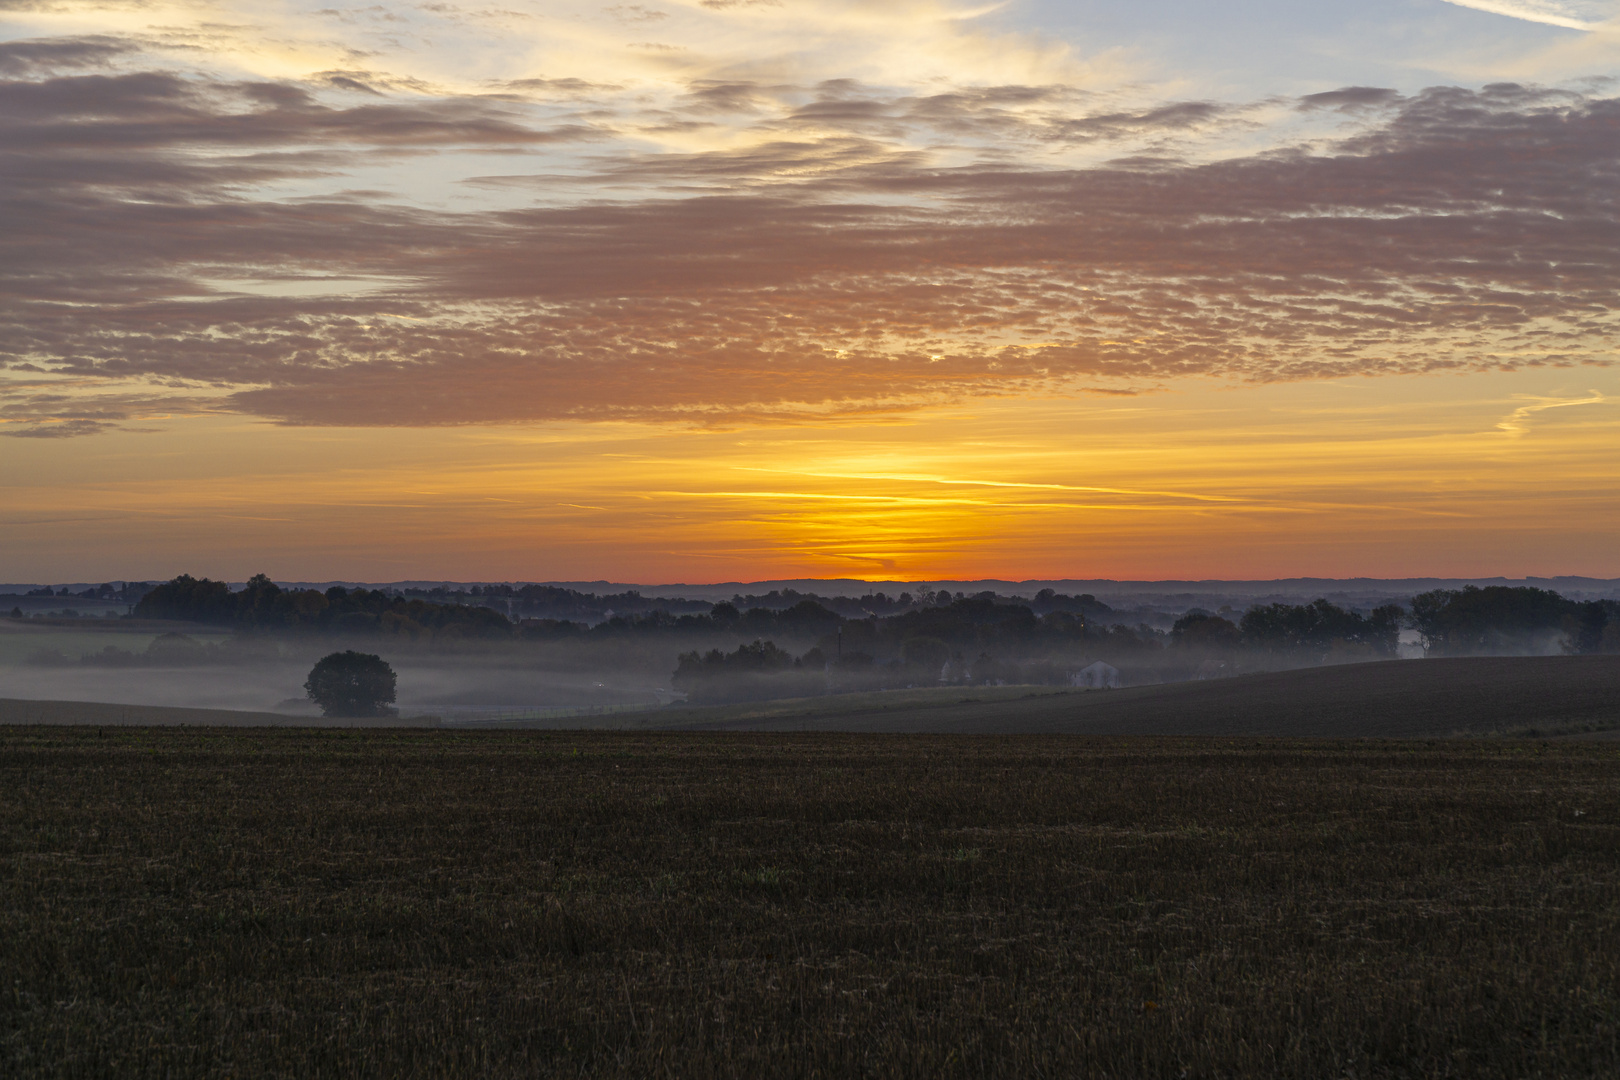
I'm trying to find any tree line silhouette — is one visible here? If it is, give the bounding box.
[122,574,1619,701]
[134,574,511,639]
[132,574,1619,652]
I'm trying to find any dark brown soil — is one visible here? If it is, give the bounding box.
[4,728,1618,1077]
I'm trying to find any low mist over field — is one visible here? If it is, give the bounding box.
[4,574,1616,718]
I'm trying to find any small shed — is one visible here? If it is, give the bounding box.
[1071,661,1120,689]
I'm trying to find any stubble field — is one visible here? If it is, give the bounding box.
[4,727,1619,1077]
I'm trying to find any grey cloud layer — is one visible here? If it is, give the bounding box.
[0,35,133,75]
[2,41,1616,433]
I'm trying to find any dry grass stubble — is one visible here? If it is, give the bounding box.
[3,729,1618,1076]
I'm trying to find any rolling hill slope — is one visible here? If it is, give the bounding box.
[0,698,428,728]
[656,655,1620,737]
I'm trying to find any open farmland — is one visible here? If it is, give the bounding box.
[11,653,1620,739]
[4,728,1620,1077]
[650,655,1620,737]
[0,698,433,728]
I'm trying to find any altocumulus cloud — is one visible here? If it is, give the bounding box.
[1,38,1617,434]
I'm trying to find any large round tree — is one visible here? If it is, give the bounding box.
[304,651,397,717]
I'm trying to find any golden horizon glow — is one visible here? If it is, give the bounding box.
[4,370,1617,583]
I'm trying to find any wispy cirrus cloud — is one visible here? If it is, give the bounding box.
[1495,389,1609,434]
[1438,0,1618,32]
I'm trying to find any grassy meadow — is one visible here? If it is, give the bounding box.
[4,727,1619,1077]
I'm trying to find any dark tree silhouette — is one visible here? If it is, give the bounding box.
[1565,600,1620,655]
[1170,612,1241,650]
[304,651,397,717]
[899,635,952,670]
[1410,586,1575,655]
[1239,599,1402,658]
[133,574,236,623]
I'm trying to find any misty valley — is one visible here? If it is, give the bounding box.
[3,575,1616,719]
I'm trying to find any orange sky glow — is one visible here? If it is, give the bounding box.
[6,371,1615,581]
[3,0,1618,582]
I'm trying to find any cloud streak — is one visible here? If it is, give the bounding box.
[1495,389,1609,434]
[1438,0,1617,32]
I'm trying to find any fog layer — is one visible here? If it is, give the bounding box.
[3,577,1615,717]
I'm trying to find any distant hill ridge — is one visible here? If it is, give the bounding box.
[9,576,1618,601]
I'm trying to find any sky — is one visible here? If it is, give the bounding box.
[2,0,1618,583]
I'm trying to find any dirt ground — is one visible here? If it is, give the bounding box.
[5,728,1618,1077]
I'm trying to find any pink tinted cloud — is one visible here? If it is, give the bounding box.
[1,47,1616,431]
